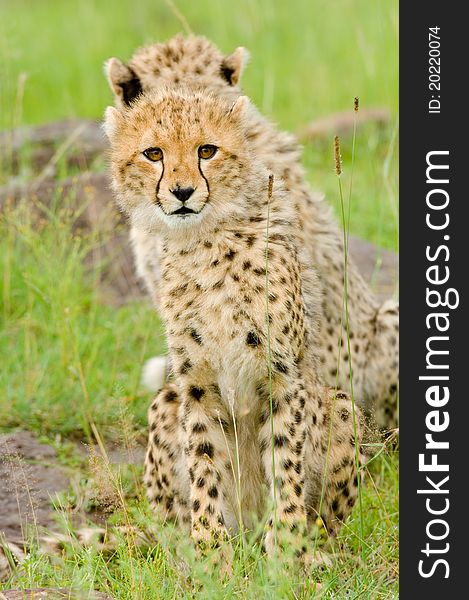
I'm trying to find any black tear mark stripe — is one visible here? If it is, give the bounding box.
[197,157,210,199]
[155,158,165,211]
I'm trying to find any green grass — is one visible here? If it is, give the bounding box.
[6,452,399,599]
[0,201,165,439]
[0,0,398,597]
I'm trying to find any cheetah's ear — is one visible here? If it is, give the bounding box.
[104,57,143,107]
[220,47,250,86]
[228,95,249,118]
[103,106,123,140]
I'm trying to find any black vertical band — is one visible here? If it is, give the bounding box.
[400,3,466,596]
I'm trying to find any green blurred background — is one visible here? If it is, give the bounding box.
[0,0,398,124]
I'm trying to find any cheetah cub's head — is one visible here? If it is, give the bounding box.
[104,90,257,233]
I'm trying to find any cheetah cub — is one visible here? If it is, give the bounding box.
[104,89,363,567]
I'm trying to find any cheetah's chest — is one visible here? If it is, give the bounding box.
[161,240,278,381]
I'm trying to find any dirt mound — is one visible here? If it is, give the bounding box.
[0,432,69,542]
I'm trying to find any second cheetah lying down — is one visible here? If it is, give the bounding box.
[104,88,363,567]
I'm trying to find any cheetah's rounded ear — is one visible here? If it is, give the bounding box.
[103,106,123,140]
[228,95,249,119]
[220,47,250,86]
[104,57,143,107]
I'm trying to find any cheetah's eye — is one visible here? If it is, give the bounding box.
[198,145,218,160]
[143,147,163,162]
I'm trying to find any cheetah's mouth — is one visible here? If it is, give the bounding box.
[155,197,207,220]
[171,206,197,216]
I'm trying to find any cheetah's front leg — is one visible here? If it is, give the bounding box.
[144,383,190,525]
[179,376,234,570]
[258,368,310,561]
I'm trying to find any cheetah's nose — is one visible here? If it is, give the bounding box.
[170,186,195,203]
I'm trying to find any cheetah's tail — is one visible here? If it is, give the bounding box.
[141,355,169,392]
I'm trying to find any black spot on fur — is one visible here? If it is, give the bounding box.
[180,359,192,375]
[192,422,207,434]
[274,434,288,447]
[208,486,219,498]
[164,390,178,403]
[273,361,289,375]
[193,499,201,512]
[190,329,203,344]
[189,386,205,401]
[295,440,303,456]
[246,331,261,346]
[170,283,188,298]
[196,442,214,458]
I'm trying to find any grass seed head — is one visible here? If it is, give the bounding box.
[268,174,274,199]
[334,135,342,176]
